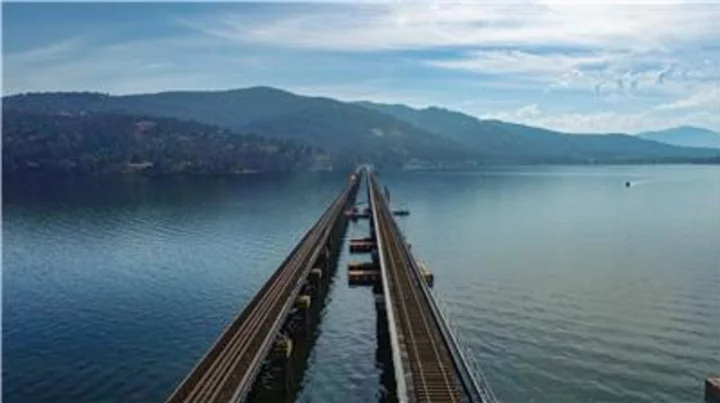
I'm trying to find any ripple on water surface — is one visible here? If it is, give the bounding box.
[3,167,719,403]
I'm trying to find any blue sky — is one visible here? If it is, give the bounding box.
[3,1,719,133]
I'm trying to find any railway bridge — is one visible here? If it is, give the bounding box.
[166,167,495,403]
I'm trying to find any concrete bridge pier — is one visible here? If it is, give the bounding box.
[248,293,316,402]
[374,293,398,403]
[249,335,294,403]
[167,171,361,403]
[309,267,324,290]
[248,202,353,402]
[294,295,313,338]
[706,376,720,402]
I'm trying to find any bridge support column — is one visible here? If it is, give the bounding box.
[272,336,293,393]
[191,171,362,403]
[707,376,720,402]
[314,245,332,270]
[309,268,324,290]
[251,335,294,402]
[292,295,312,339]
[374,293,397,402]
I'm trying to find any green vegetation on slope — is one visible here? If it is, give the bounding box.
[242,102,478,168]
[4,87,719,171]
[356,101,720,163]
[3,88,477,169]
[2,110,329,175]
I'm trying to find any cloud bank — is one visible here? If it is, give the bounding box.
[3,1,719,132]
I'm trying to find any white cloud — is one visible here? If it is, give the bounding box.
[657,87,720,110]
[515,103,543,119]
[186,2,720,51]
[182,2,719,107]
[4,2,718,133]
[426,50,602,78]
[2,36,257,94]
[427,48,717,99]
[7,37,86,64]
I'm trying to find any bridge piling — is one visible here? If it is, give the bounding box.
[375,292,399,402]
[244,174,361,403]
[165,168,494,403]
[367,168,493,403]
[166,170,361,403]
[707,376,720,402]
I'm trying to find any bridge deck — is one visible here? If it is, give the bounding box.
[369,171,489,403]
[166,174,359,403]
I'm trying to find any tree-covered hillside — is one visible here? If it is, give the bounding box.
[3,88,478,169]
[4,87,719,169]
[357,101,720,163]
[2,110,330,175]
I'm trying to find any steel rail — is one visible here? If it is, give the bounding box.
[169,193,337,401]
[191,192,344,402]
[368,171,409,403]
[225,186,352,403]
[371,172,490,403]
[166,177,358,403]
[370,173,460,402]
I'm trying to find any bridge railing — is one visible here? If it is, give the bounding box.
[367,172,409,403]
[166,172,360,403]
[433,292,501,403]
[229,176,361,402]
[369,169,496,403]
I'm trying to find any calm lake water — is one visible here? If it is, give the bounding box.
[3,166,719,403]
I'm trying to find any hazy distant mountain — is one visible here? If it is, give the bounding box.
[4,88,719,170]
[637,126,720,149]
[357,101,719,163]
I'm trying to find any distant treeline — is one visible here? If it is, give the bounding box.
[3,88,719,175]
[2,110,331,175]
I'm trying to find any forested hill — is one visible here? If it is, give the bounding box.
[4,87,720,170]
[3,88,314,130]
[2,88,481,170]
[356,101,720,163]
[2,110,331,175]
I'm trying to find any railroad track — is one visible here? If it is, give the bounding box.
[166,179,357,403]
[369,175,462,403]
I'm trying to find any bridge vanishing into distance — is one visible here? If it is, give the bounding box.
[166,166,497,403]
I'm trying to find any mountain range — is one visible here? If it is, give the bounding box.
[356,101,720,163]
[637,126,720,149]
[3,111,327,175]
[3,86,719,174]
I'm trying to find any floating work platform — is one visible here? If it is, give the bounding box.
[349,238,375,253]
[348,261,378,271]
[347,259,379,286]
[345,206,371,220]
[707,376,720,402]
[348,270,381,286]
